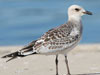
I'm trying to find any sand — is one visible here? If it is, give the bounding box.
[0,44,100,75]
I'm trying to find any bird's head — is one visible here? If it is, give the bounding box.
[68,5,92,21]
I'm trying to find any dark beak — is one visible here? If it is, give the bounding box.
[83,11,93,15]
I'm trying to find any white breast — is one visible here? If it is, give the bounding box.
[70,27,79,36]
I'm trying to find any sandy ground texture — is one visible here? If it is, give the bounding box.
[0,44,100,75]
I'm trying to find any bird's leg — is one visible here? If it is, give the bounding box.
[55,55,58,75]
[64,54,71,75]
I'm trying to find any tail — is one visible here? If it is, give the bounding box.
[2,50,37,62]
[1,40,37,62]
[2,51,24,62]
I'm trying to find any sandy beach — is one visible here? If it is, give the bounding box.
[0,44,100,75]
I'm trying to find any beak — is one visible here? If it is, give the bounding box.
[83,11,93,15]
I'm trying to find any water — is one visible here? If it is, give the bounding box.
[0,0,100,46]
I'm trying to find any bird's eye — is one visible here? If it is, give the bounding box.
[75,8,80,11]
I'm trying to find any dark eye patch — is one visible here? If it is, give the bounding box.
[75,8,80,11]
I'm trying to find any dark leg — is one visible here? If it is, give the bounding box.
[64,54,71,75]
[55,55,58,75]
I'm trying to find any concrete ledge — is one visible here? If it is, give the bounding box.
[0,44,100,75]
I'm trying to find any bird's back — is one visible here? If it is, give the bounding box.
[33,21,82,54]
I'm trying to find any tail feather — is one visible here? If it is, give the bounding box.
[1,40,37,62]
[2,50,37,62]
[2,51,25,62]
[2,52,21,58]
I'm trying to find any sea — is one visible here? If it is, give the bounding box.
[0,0,100,46]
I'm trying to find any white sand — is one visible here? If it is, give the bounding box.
[0,44,100,75]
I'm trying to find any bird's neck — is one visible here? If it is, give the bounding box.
[68,15,81,23]
[68,15,83,36]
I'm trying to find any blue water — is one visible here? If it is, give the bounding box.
[0,0,100,46]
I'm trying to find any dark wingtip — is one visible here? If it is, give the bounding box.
[1,54,12,58]
[6,57,17,62]
[1,56,7,58]
[1,52,19,62]
[1,51,26,62]
[2,52,18,58]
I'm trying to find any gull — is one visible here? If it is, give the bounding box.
[2,5,92,75]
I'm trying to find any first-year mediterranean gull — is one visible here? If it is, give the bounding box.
[2,5,92,75]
